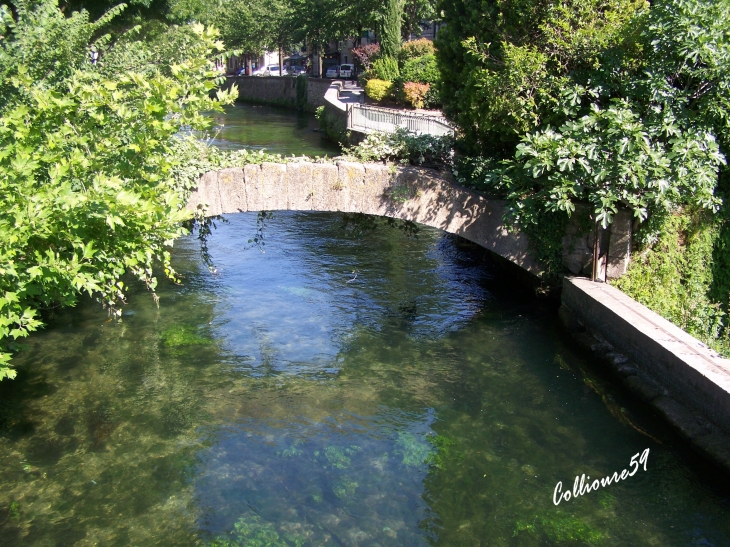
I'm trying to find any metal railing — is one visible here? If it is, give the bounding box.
[347,103,454,137]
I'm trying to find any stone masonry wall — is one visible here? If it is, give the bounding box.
[187,163,631,280]
[221,76,334,111]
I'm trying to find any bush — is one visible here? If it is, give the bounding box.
[614,210,729,357]
[351,43,380,70]
[372,56,399,81]
[399,54,440,107]
[345,128,454,167]
[403,82,430,108]
[400,53,439,84]
[436,0,644,157]
[399,38,435,62]
[365,79,393,102]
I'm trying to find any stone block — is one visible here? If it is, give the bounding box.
[337,161,365,212]
[188,171,221,217]
[286,162,314,211]
[260,163,288,210]
[361,163,391,216]
[309,163,340,211]
[217,168,246,213]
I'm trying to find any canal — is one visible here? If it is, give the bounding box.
[0,104,728,546]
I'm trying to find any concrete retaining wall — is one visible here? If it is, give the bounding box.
[560,277,730,472]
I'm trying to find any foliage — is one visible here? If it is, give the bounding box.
[402,0,436,40]
[614,210,729,356]
[314,104,348,144]
[398,53,440,107]
[379,0,404,58]
[345,128,454,167]
[514,510,605,544]
[435,0,647,157]
[398,37,435,62]
[351,43,380,70]
[365,78,394,102]
[295,74,307,111]
[0,0,234,380]
[372,56,400,82]
[493,88,724,229]
[208,514,307,547]
[402,81,430,108]
[400,53,438,85]
[444,0,730,318]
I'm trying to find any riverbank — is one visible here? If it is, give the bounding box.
[560,277,730,474]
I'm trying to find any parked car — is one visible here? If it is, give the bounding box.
[287,65,305,76]
[252,65,270,76]
[325,65,339,78]
[339,64,354,79]
[268,64,281,76]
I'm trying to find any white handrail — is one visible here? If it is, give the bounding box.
[347,104,454,137]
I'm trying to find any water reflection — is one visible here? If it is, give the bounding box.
[0,213,729,547]
[206,104,341,157]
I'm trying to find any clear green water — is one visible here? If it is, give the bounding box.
[1,212,729,547]
[206,103,341,157]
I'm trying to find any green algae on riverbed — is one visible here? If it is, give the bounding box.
[1,212,729,546]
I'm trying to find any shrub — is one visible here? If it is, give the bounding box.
[365,79,393,102]
[399,54,440,106]
[399,38,435,62]
[345,128,454,167]
[351,43,380,70]
[0,2,234,380]
[403,82,430,108]
[372,56,399,81]
[436,0,645,157]
[400,53,439,84]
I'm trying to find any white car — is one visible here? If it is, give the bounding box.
[252,65,269,76]
[267,64,281,76]
[325,65,339,78]
[339,64,353,78]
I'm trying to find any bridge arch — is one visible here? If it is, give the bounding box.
[187,162,541,275]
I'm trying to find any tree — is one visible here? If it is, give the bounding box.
[401,0,435,40]
[0,0,234,380]
[435,0,646,157]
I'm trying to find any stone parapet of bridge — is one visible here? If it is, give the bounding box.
[186,162,630,280]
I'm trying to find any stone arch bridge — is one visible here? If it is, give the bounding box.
[187,161,631,280]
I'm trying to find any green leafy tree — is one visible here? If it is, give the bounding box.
[379,0,403,57]
[0,0,234,380]
[435,0,646,157]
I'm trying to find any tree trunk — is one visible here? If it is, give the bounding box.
[279,45,284,76]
